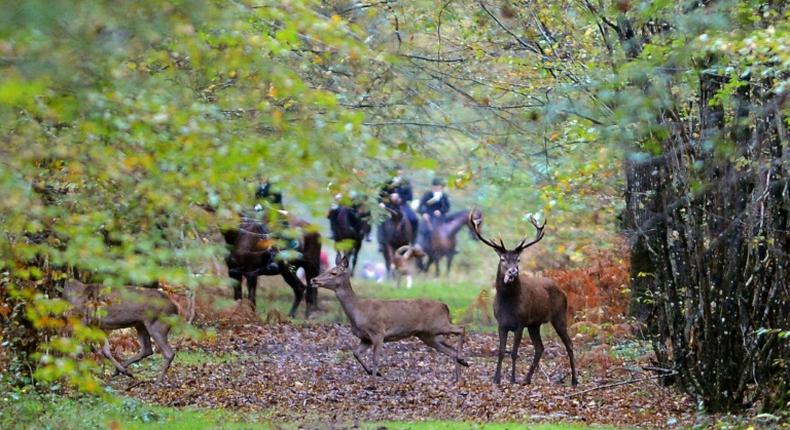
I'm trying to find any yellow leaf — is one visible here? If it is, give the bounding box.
[272,110,283,127]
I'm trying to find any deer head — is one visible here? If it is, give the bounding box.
[469,210,545,283]
[311,253,351,290]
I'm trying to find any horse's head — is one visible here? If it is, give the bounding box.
[384,195,404,221]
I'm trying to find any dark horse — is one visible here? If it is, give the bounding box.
[328,205,370,276]
[418,209,481,276]
[377,196,416,277]
[223,215,321,318]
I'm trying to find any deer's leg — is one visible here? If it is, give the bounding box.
[448,326,467,382]
[353,340,381,376]
[280,268,305,318]
[420,334,459,360]
[431,332,469,367]
[120,324,153,369]
[552,317,578,386]
[442,327,469,367]
[146,320,175,384]
[102,338,133,378]
[510,326,523,384]
[370,336,384,383]
[245,274,258,310]
[493,326,508,385]
[525,325,544,385]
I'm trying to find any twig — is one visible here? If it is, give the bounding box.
[642,365,676,374]
[565,372,678,398]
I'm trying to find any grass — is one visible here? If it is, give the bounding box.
[0,387,625,430]
[250,271,497,331]
[0,389,271,430]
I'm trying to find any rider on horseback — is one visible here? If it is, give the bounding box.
[379,166,419,238]
[418,177,451,241]
[327,190,370,241]
[253,177,297,257]
[255,177,283,208]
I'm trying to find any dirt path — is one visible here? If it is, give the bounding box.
[110,320,693,429]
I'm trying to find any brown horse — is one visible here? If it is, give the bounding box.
[329,205,370,276]
[418,209,481,276]
[224,214,321,318]
[377,196,415,277]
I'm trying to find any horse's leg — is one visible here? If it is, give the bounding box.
[383,245,393,278]
[350,240,361,276]
[245,273,258,310]
[424,256,434,274]
[280,268,305,318]
[434,255,441,277]
[446,252,456,276]
[229,269,243,301]
[304,260,320,314]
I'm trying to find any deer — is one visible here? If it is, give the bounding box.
[469,211,578,386]
[310,254,468,383]
[63,279,178,384]
[392,244,426,288]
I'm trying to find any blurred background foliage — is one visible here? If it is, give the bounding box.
[0,0,787,414]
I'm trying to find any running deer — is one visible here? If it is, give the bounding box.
[469,211,578,386]
[310,254,468,382]
[64,280,178,383]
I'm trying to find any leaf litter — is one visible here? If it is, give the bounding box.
[107,310,693,429]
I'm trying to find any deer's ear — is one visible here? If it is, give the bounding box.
[339,254,350,269]
[335,252,344,266]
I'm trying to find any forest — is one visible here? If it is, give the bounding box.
[0,1,788,429]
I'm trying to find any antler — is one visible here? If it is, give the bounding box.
[468,209,507,253]
[395,245,413,259]
[514,215,546,252]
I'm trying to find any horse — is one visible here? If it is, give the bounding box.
[377,196,416,277]
[418,209,481,277]
[329,205,370,276]
[224,214,321,318]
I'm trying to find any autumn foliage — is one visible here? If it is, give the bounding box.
[546,248,630,326]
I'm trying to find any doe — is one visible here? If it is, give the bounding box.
[311,254,468,382]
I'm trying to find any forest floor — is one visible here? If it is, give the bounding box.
[100,280,696,430]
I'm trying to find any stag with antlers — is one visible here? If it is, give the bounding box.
[470,211,578,386]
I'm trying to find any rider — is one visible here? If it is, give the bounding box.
[253,177,295,249]
[254,176,283,210]
[327,190,370,241]
[379,166,419,237]
[418,177,451,240]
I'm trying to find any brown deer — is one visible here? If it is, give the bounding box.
[469,211,578,386]
[310,254,468,382]
[392,244,426,288]
[63,280,178,383]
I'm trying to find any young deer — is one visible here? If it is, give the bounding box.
[469,211,578,386]
[311,254,468,382]
[392,244,426,288]
[64,280,178,383]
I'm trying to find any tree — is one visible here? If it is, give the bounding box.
[0,0,388,389]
